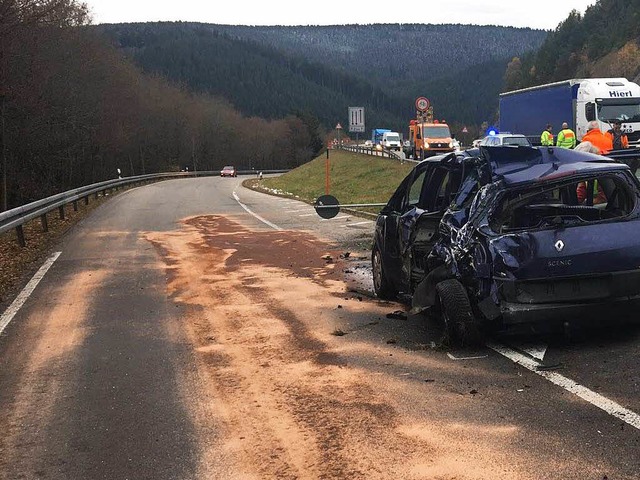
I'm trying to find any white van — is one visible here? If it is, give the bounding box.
[381,131,402,151]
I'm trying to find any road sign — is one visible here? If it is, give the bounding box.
[348,107,365,133]
[415,97,430,112]
[335,123,342,129]
[462,126,468,133]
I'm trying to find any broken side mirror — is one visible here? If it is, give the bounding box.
[585,102,596,122]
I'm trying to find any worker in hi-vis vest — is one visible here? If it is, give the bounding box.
[556,122,576,148]
[540,124,554,146]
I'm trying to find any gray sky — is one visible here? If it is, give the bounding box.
[86,0,598,30]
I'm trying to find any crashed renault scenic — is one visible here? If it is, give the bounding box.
[372,145,640,345]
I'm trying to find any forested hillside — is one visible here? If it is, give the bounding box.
[99,23,547,132]
[0,2,320,211]
[100,23,407,132]
[505,0,640,90]
[213,24,547,94]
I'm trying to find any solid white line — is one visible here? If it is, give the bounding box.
[321,215,350,221]
[233,191,282,231]
[0,251,61,336]
[284,209,311,213]
[299,213,314,217]
[488,342,640,431]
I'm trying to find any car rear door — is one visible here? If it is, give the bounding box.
[376,162,432,292]
[398,161,466,288]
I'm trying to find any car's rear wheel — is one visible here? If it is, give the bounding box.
[372,245,397,300]
[436,279,482,347]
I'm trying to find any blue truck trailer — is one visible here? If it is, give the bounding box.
[371,128,391,145]
[499,78,640,146]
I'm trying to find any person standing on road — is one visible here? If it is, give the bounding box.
[581,120,613,154]
[556,122,576,148]
[540,124,554,146]
[606,119,629,150]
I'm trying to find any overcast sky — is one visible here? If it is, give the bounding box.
[86,0,598,30]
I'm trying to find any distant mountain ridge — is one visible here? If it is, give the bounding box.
[98,22,547,133]
[213,23,547,92]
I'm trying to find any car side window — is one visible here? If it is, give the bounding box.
[407,170,427,208]
[421,166,456,212]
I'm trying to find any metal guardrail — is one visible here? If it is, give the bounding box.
[339,145,406,161]
[0,168,290,246]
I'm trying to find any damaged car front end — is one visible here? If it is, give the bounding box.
[373,145,640,344]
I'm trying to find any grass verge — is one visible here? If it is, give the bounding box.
[243,150,414,214]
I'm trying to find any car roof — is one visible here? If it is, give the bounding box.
[417,146,630,186]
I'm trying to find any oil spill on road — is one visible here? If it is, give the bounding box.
[145,215,532,480]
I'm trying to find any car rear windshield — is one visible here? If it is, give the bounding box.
[490,173,636,233]
[503,136,531,146]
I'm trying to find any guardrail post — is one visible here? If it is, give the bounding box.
[84,195,89,205]
[58,205,65,220]
[16,225,25,247]
[40,214,48,232]
[73,200,78,212]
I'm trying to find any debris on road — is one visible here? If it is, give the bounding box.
[385,310,407,320]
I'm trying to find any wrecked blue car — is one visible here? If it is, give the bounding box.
[372,145,640,345]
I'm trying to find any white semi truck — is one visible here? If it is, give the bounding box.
[499,78,640,145]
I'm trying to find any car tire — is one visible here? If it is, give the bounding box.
[372,245,397,300]
[436,279,482,347]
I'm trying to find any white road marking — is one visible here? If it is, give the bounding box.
[298,213,314,217]
[0,251,61,336]
[488,342,640,431]
[515,343,548,361]
[233,191,282,231]
[447,352,489,361]
[320,215,350,221]
[284,209,311,213]
[342,221,373,227]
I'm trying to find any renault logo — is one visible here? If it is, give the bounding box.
[554,240,565,252]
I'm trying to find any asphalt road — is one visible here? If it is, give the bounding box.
[0,175,638,479]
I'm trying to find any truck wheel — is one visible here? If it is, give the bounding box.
[372,245,397,300]
[436,279,482,347]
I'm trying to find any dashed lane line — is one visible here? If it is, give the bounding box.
[0,252,61,336]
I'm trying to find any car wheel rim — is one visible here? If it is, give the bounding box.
[373,251,382,292]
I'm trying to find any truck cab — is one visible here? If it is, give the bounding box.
[409,120,454,159]
[575,78,640,144]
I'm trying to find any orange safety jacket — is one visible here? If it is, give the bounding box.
[581,129,613,154]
